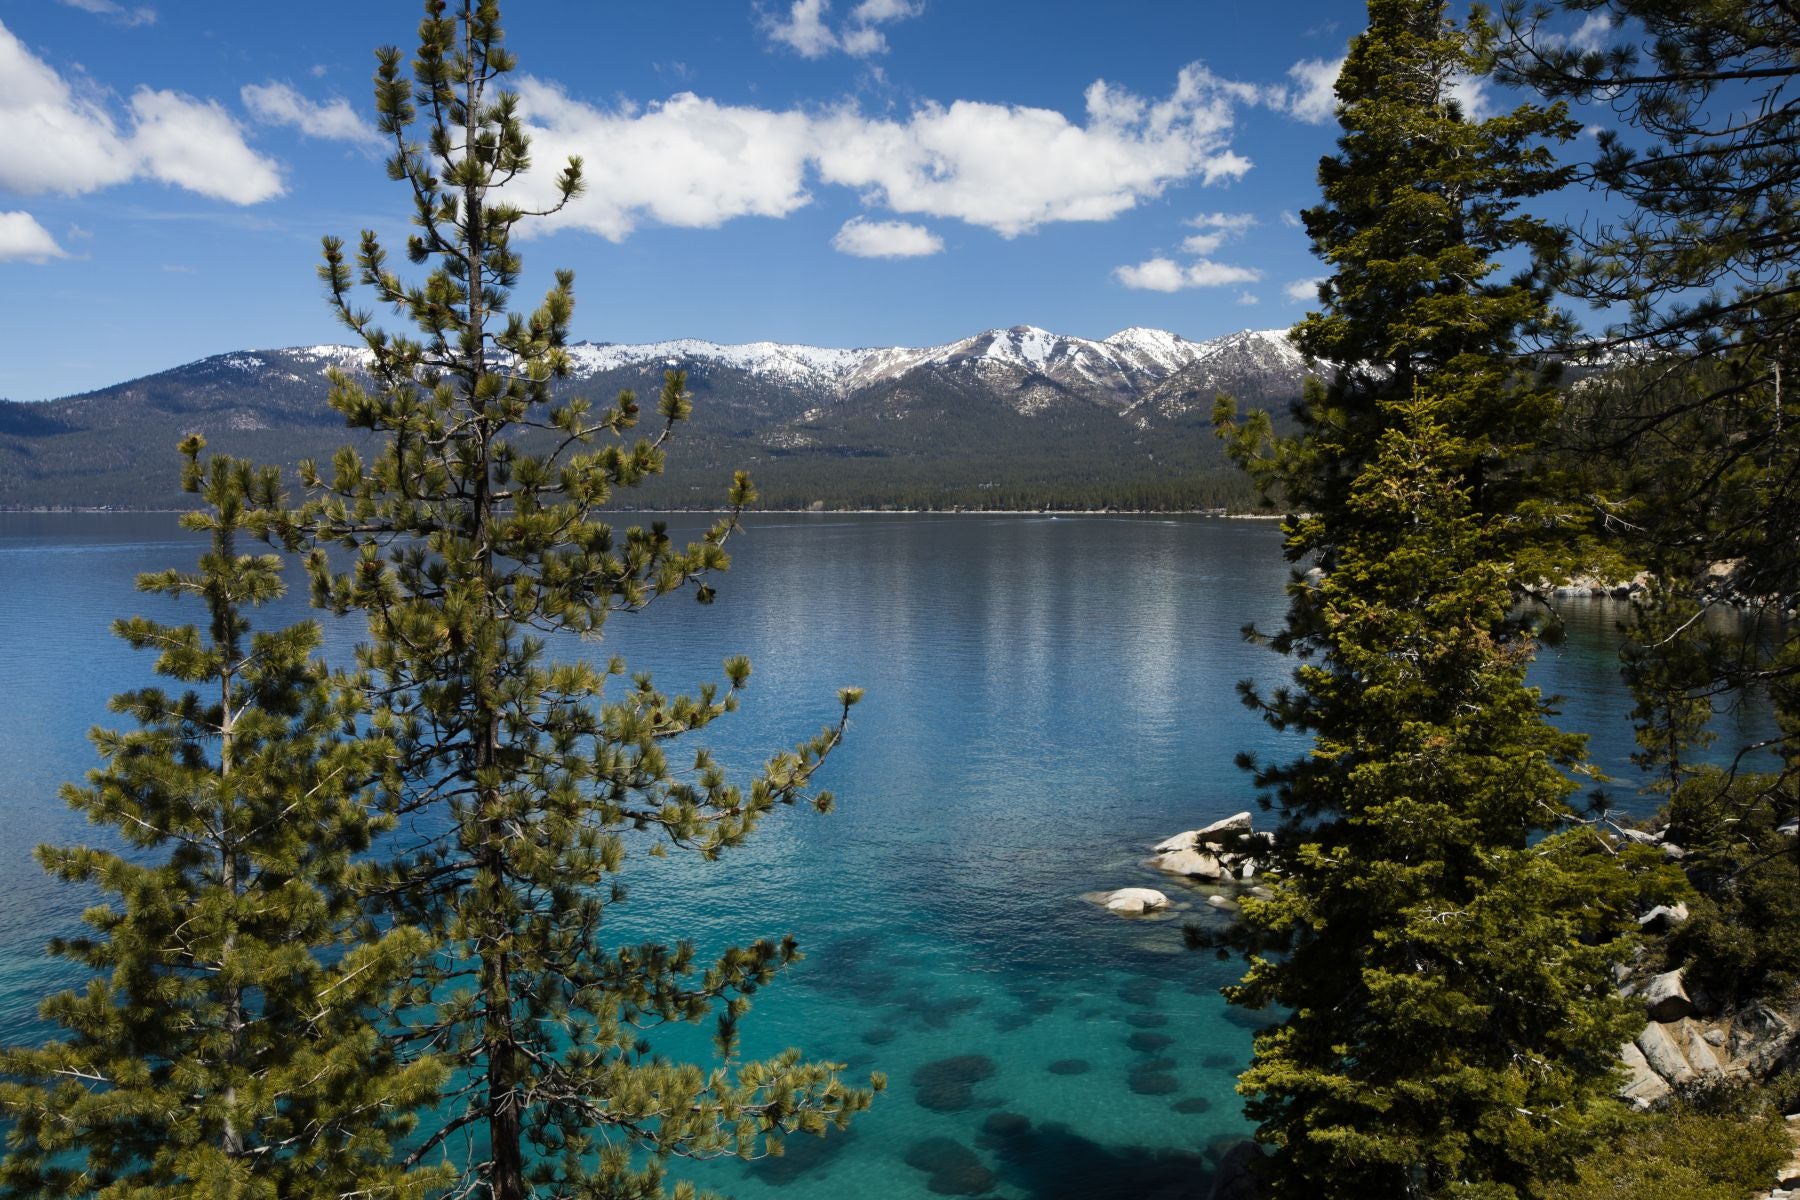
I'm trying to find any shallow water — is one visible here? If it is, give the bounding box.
[0,511,1766,1198]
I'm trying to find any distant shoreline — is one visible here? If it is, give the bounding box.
[1,506,1290,519]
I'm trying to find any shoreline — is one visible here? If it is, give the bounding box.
[0,506,1292,519]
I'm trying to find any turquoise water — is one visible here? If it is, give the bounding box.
[0,512,1765,1199]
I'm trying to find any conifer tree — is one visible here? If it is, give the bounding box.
[0,438,447,1199]
[1214,3,1670,1195]
[296,3,872,1196]
[1485,0,1800,849]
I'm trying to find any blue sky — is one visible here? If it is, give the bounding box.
[0,1,1595,402]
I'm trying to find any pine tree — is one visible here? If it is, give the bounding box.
[294,3,873,1196]
[1485,0,1800,852]
[1213,3,1672,1195]
[0,437,448,1199]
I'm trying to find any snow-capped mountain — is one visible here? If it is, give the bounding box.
[1,325,1323,509]
[558,324,1260,406]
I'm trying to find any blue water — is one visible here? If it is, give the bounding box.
[0,512,1768,1199]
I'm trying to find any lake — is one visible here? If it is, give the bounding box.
[0,512,1763,1199]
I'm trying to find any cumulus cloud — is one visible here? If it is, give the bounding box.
[0,21,281,203]
[1276,52,1489,124]
[514,83,815,240]
[810,66,1251,236]
[1181,211,1256,256]
[508,63,1253,240]
[1236,290,1260,306]
[129,89,283,203]
[1282,56,1343,124]
[0,212,67,262]
[56,0,154,27]
[831,216,942,257]
[1569,13,1613,51]
[1284,276,1326,303]
[242,82,382,147]
[1115,256,1261,292]
[762,0,921,58]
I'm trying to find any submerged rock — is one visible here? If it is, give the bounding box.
[1129,1031,1176,1053]
[904,1137,997,1196]
[1047,1058,1092,1075]
[911,1054,997,1113]
[1172,1095,1214,1115]
[1128,1069,1181,1095]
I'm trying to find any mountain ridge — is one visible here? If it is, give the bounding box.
[0,325,1316,510]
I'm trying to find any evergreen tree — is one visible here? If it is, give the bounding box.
[296,3,872,1196]
[1214,3,1671,1195]
[1485,0,1800,847]
[0,438,447,1198]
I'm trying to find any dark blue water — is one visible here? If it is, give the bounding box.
[0,512,1766,1198]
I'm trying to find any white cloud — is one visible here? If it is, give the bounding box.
[1236,290,1260,306]
[514,83,816,240]
[765,0,839,57]
[1115,256,1261,292]
[1449,73,1495,120]
[1569,13,1613,52]
[129,89,283,203]
[1279,209,1303,229]
[762,0,922,58]
[1181,210,1256,255]
[1277,51,1489,124]
[811,66,1252,236]
[0,212,67,262]
[1283,56,1343,124]
[850,0,921,20]
[832,216,942,258]
[242,82,382,147]
[56,0,154,27]
[509,63,1254,240]
[0,21,281,204]
[1284,276,1326,303]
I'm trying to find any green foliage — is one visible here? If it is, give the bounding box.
[1659,769,1800,1004]
[1214,4,1667,1196]
[0,437,448,1198]
[1540,1094,1793,1200]
[1486,0,1800,833]
[293,3,873,1196]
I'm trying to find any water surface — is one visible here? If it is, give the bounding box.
[0,512,1754,1198]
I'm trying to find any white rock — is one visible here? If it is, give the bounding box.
[1206,895,1239,912]
[1195,812,1254,842]
[1639,902,1690,933]
[1104,887,1169,916]
[1154,830,1200,852]
[1238,859,1257,880]
[1675,1020,1725,1076]
[1637,1021,1697,1086]
[1154,848,1224,880]
[1645,969,1693,1023]
[1618,1041,1672,1109]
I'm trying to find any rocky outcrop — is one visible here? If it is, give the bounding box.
[1103,887,1170,916]
[1616,999,1800,1110]
[1150,813,1271,883]
[1645,969,1695,1023]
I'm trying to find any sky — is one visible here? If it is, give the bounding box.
[0,0,1609,402]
